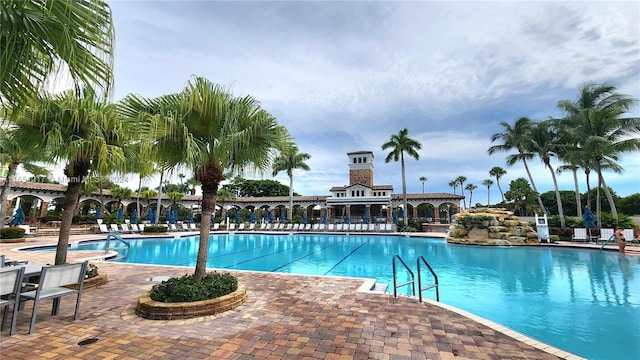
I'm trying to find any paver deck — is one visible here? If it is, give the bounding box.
[0,233,592,359]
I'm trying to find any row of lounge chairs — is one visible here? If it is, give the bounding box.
[217,223,396,232]
[99,222,198,234]
[571,228,637,243]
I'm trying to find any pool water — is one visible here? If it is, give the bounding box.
[67,233,639,360]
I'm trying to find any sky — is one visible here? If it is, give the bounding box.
[53,1,640,202]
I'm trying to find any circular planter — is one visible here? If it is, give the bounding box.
[135,283,247,320]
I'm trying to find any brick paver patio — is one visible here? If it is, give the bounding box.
[0,233,586,359]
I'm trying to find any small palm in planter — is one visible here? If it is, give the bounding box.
[136,272,247,320]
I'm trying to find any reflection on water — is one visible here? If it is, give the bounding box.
[70,234,639,360]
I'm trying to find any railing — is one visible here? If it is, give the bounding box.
[104,233,130,260]
[417,256,439,302]
[392,255,415,297]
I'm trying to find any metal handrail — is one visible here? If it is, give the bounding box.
[105,233,130,259]
[392,255,415,297]
[417,256,439,302]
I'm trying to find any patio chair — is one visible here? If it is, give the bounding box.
[0,266,24,335]
[572,228,588,242]
[138,224,146,232]
[318,224,325,231]
[598,228,614,243]
[189,223,197,231]
[18,225,38,237]
[327,224,335,231]
[181,223,189,231]
[355,224,362,231]
[248,223,255,231]
[20,261,88,335]
[259,223,266,230]
[335,224,343,231]
[110,224,120,233]
[292,224,299,231]
[623,229,636,244]
[349,224,356,231]
[228,223,236,231]
[120,224,134,233]
[312,224,320,231]
[304,224,312,231]
[130,224,140,233]
[212,223,220,231]
[238,223,245,231]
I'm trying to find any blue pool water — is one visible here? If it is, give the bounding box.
[63,233,639,360]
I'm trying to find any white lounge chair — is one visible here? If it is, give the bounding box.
[304,224,311,231]
[248,223,255,231]
[212,223,219,231]
[348,224,356,231]
[327,224,335,231]
[120,224,134,233]
[623,229,635,244]
[110,224,120,233]
[312,224,320,231]
[181,223,189,231]
[238,223,245,231]
[318,224,325,231]
[99,224,110,234]
[265,223,273,230]
[335,224,343,231]
[168,224,178,232]
[292,224,299,231]
[572,228,588,242]
[285,224,293,231]
[130,224,141,232]
[228,223,236,231]
[21,261,88,334]
[598,228,614,243]
[189,223,197,231]
[355,224,362,231]
[259,223,266,230]
[138,224,146,232]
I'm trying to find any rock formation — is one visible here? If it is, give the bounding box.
[447,208,539,245]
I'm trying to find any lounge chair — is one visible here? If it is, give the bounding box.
[99,224,110,234]
[623,229,636,244]
[17,225,38,237]
[120,224,134,233]
[21,261,88,334]
[327,224,335,231]
[335,224,343,231]
[259,223,266,230]
[0,266,24,335]
[285,224,293,231]
[598,228,614,243]
[228,223,236,231]
[189,223,197,231]
[130,224,141,233]
[238,223,245,231]
[318,224,325,231]
[265,223,273,231]
[304,224,312,231]
[110,224,120,233]
[355,224,362,231]
[212,223,220,231]
[181,223,189,231]
[248,223,255,231]
[572,228,588,242]
[168,224,178,232]
[138,224,146,232]
[348,224,356,231]
[292,224,299,231]
[312,224,320,231]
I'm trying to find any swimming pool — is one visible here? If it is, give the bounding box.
[65,233,639,360]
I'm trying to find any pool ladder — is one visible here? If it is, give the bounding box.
[392,255,439,302]
[105,233,131,260]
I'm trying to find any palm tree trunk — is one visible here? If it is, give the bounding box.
[136,175,142,222]
[595,162,618,221]
[401,153,407,224]
[596,177,601,228]
[547,164,565,229]
[288,174,293,221]
[522,158,546,214]
[572,169,582,218]
[0,163,18,229]
[155,170,164,224]
[497,178,505,202]
[55,180,83,265]
[195,189,215,280]
[585,170,592,209]
[486,186,490,206]
[469,191,473,208]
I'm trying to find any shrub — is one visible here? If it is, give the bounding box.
[150,272,238,303]
[143,225,168,233]
[0,227,26,239]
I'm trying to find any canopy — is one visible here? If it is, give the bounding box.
[131,209,138,224]
[171,210,178,224]
[398,207,404,219]
[117,207,123,220]
[280,211,286,223]
[268,212,273,224]
[236,211,241,224]
[364,207,370,225]
[10,207,25,225]
[302,212,307,224]
[392,210,397,224]
[583,206,596,229]
[322,210,327,225]
[188,211,194,224]
[146,208,154,222]
[249,211,256,224]
[95,206,101,220]
[344,213,350,224]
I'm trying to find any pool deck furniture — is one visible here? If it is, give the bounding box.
[572,228,588,242]
[598,228,614,243]
[20,261,88,334]
[0,265,24,335]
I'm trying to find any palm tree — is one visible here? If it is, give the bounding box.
[489,166,507,202]
[109,185,133,219]
[488,117,546,214]
[557,83,640,223]
[482,179,494,206]
[272,144,311,221]
[141,189,158,215]
[448,180,458,194]
[9,89,130,265]
[215,188,235,221]
[0,0,115,106]
[120,76,289,279]
[382,128,422,223]
[456,176,468,209]
[0,129,50,228]
[465,183,477,208]
[419,176,427,193]
[529,120,566,228]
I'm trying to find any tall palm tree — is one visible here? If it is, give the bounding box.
[382,128,422,223]
[109,185,133,218]
[0,129,50,228]
[9,89,130,264]
[488,117,546,214]
[465,183,477,208]
[448,180,458,194]
[120,76,289,279]
[272,144,311,221]
[529,120,566,228]
[419,176,427,193]
[0,0,115,107]
[482,179,494,206]
[557,83,640,223]
[489,166,507,202]
[456,176,468,209]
